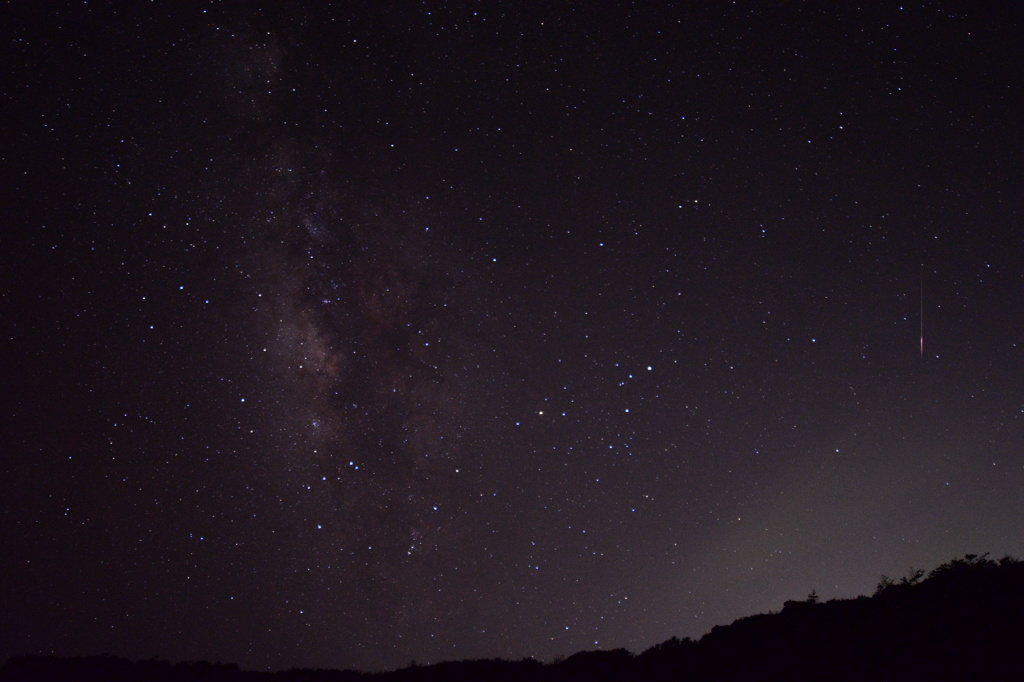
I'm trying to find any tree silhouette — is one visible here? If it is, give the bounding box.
[3,555,1022,682]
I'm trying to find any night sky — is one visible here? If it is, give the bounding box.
[3,1,1024,674]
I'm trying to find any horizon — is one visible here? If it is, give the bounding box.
[2,552,1019,675]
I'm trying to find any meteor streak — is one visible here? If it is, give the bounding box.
[919,272,924,360]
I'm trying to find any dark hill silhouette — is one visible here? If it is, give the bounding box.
[4,554,1023,682]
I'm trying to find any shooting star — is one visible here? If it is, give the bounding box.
[919,271,924,360]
